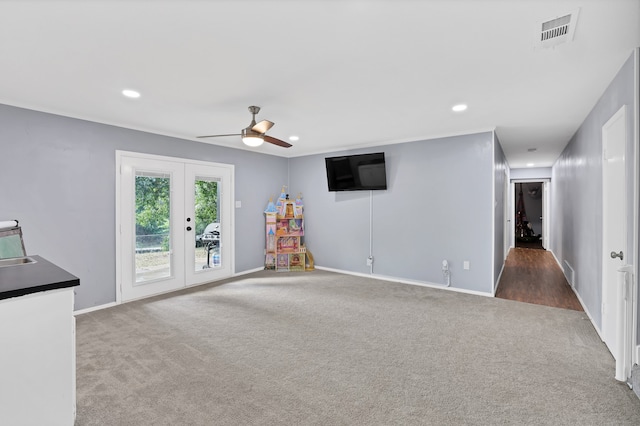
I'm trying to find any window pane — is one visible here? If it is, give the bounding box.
[135,173,171,283]
[194,177,220,271]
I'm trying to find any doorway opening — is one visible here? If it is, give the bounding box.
[496,178,574,309]
[514,181,547,250]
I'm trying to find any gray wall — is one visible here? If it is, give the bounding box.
[0,104,288,310]
[550,50,637,335]
[290,131,496,294]
[493,133,508,291]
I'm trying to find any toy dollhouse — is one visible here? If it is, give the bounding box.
[264,186,308,271]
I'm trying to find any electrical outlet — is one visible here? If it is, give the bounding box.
[463,261,470,270]
[366,256,374,266]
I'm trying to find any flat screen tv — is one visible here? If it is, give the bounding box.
[325,152,387,191]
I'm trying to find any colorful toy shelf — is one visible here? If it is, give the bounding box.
[264,186,309,271]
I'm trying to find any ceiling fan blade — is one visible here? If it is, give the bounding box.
[196,133,241,139]
[264,135,292,148]
[252,120,274,134]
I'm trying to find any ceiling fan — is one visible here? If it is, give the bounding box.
[197,106,292,148]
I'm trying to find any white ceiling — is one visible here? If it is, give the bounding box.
[0,1,638,168]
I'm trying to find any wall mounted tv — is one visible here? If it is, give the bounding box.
[325,152,388,191]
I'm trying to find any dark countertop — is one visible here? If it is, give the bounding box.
[0,255,79,301]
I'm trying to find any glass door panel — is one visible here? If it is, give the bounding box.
[193,177,220,272]
[135,171,172,283]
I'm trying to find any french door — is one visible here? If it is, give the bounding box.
[116,151,234,302]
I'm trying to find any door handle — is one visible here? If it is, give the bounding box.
[610,251,623,260]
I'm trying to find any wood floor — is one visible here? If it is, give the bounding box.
[496,247,584,311]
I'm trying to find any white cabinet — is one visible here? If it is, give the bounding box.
[0,287,76,425]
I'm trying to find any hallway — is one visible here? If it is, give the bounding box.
[496,247,584,311]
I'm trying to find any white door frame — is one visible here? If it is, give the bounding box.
[503,170,510,260]
[510,178,550,249]
[601,105,633,381]
[115,151,235,304]
[542,181,550,249]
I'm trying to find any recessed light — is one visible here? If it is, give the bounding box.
[452,104,467,112]
[526,163,535,167]
[289,135,299,142]
[122,89,141,99]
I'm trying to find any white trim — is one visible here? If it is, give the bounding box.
[234,267,265,277]
[491,131,496,294]
[574,281,604,342]
[511,178,551,250]
[74,302,117,316]
[510,178,551,183]
[550,250,563,271]
[74,268,263,314]
[115,151,122,305]
[549,249,602,340]
[632,47,639,366]
[494,263,505,297]
[315,266,493,298]
[504,168,511,261]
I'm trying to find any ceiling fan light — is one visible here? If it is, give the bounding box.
[242,127,264,147]
[242,135,264,147]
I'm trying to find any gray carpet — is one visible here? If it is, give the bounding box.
[75,270,640,425]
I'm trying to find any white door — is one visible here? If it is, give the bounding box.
[119,156,186,301]
[542,182,550,249]
[185,163,233,286]
[601,105,627,356]
[117,152,234,302]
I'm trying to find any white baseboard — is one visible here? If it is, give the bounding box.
[314,266,493,297]
[572,285,604,340]
[234,267,265,276]
[550,250,564,271]
[494,263,506,296]
[74,302,117,316]
[316,258,605,340]
[548,249,604,341]
[76,268,263,315]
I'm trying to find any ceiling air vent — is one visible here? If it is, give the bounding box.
[538,9,579,48]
